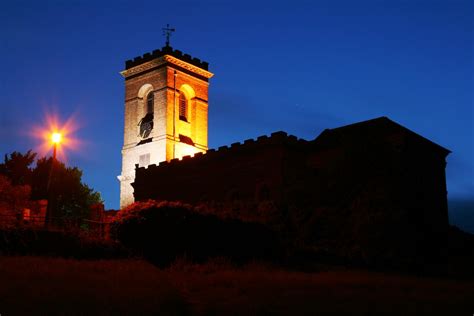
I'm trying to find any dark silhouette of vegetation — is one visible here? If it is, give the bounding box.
[3,256,473,316]
[0,257,191,315]
[111,200,474,277]
[0,150,102,221]
[0,150,36,185]
[0,227,129,259]
[112,200,282,267]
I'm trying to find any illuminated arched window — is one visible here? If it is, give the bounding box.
[179,93,187,121]
[146,92,154,114]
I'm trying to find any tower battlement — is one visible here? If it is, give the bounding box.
[125,46,209,70]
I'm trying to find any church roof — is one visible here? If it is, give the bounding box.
[314,116,451,156]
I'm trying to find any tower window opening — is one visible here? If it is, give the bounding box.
[146,92,154,114]
[179,93,187,121]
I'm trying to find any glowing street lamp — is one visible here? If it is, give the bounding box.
[31,114,80,227]
[51,132,62,161]
[47,131,62,194]
[31,112,81,163]
[51,132,62,144]
[46,131,63,226]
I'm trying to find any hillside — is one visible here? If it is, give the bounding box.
[1,256,473,315]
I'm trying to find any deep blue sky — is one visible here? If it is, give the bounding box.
[0,1,472,221]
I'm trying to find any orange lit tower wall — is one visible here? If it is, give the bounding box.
[118,46,213,208]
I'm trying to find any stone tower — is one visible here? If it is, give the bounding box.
[118,46,214,208]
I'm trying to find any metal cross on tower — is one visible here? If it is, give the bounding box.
[162,24,176,47]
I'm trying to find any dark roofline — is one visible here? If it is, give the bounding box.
[125,46,209,70]
[325,116,390,133]
[316,116,451,155]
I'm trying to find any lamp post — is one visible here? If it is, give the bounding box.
[47,132,61,190]
[46,132,62,226]
[51,132,61,161]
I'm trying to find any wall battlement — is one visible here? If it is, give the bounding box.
[125,46,209,70]
[135,131,306,173]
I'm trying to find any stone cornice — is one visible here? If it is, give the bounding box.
[163,55,214,79]
[120,57,167,78]
[121,55,214,79]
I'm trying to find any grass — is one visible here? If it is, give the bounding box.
[0,257,188,315]
[1,256,473,315]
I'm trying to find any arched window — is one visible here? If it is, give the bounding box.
[146,92,154,114]
[179,93,187,121]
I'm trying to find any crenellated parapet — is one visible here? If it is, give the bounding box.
[135,131,307,174]
[125,46,209,70]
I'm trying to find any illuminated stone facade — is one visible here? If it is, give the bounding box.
[118,46,213,208]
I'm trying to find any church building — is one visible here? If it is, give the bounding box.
[118,43,451,251]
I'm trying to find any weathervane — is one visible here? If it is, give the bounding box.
[162,24,176,47]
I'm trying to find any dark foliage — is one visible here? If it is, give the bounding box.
[32,157,102,219]
[0,228,129,259]
[0,150,36,185]
[111,201,282,266]
[0,151,102,220]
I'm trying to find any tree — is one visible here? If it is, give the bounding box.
[0,151,102,221]
[0,150,36,186]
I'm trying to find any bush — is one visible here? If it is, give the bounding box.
[111,201,282,266]
[0,228,129,259]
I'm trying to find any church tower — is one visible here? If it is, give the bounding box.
[118,45,214,208]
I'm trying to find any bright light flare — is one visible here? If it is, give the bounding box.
[51,132,62,144]
[30,112,82,162]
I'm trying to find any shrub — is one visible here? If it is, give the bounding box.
[111,200,282,266]
[0,228,129,259]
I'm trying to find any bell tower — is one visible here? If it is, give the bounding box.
[118,45,214,208]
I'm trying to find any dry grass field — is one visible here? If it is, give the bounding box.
[1,256,473,315]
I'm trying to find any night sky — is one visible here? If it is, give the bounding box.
[0,1,472,226]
